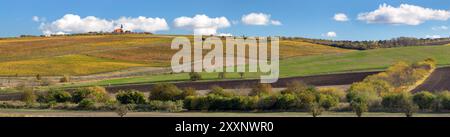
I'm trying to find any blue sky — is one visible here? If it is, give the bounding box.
[0,0,449,40]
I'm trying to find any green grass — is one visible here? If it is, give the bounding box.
[59,45,450,87]
[278,45,450,77]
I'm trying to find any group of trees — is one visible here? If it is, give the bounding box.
[115,83,196,105]
[14,58,449,117]
[184,82,344,114]
[346,59,438,117]
[34,86,110,109]
[281,37,450,50]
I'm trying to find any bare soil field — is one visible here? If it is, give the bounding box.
[104,71,379,92]
[412,67,450,92]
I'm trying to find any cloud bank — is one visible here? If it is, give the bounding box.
[40,14,169,35]
[173,14,230,35]
[241,13,282,25]
[357,3,450,25]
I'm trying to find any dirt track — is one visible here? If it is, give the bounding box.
[412,67,450,92]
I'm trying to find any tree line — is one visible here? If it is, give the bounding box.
[281,37,450,50]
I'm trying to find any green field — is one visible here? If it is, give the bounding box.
[61,45,450,87]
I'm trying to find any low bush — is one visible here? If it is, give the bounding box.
[413,91,436,110]
[318,88,346,102]
[60,75,70,83]
[72,86,109,103]
[437,91,450,110]
[382,92,414,112]
[281,81,308,94]
[78,99,95,109]
[208,86,235,97]
[116,90,147,104]
[37,89,72,103]
[149,83,183,101]
[148,100,183,112]
[274,93,297,110]
[317,94,339,110]
[189,72,202,81]
[181,87,197,99]
[249,83,273,96]
[21,89,37,104]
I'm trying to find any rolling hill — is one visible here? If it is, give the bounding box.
[63,45,450,87]
[0,34,351,76]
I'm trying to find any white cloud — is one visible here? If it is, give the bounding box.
[426,35,442,39]
[271,20,282,25]
[432,25,448,31]
[40,14,169,35]
[115,16,169,32]
[334,13,349,22]
[357,3,450,25]
[323,31,337,37]
[241,13,282,26]
[217,33,233,37]
[173,14,230,35]
[32,16,40,22]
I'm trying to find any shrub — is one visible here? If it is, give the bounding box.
[37,89,72,103]
[86,86,110,103]
[149,83,183,101]
[239,72,244,79]
[72,86,109,103]
[249,83,273,96]
[402,99,419,117]
[78,99,95,109]
[148,100,184,112]
[49,89,72,103]
[59,75,70,83]
[208,86,234,97]
[181,87,197,99]
[256,95,277,110]
[317,94,339,110]
[351,101,368,117]
[115,105,128,117]
[295,87,318,109]
[437,91,450,110]
[22,89,37,104]
[309,103,324,117]
[318,88,346,102]
[116,90,147,104]
[189,72,202,81]
[413,91,436,110]
[281,81,308,94]
[184,94,260,111]
[349,93,369,117]
[382,92,413,112]
[274,93,297,110]
[347,82,382,108]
